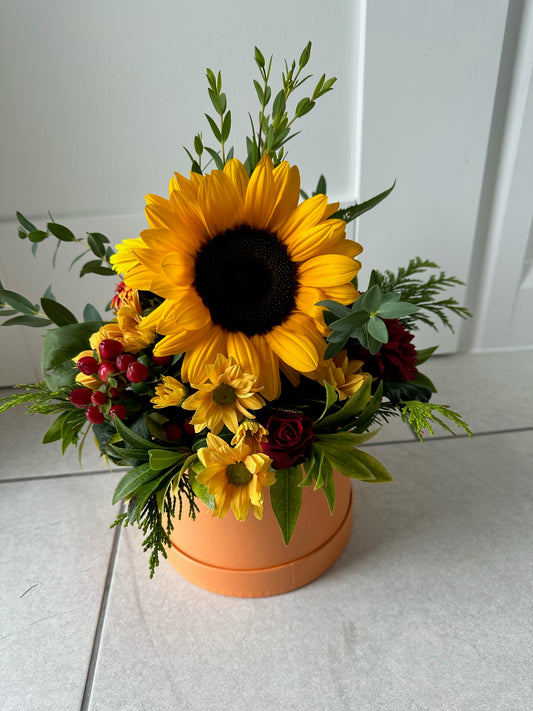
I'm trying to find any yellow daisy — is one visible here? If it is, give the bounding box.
[231,420,269,452]
[151,376,188,409]
[111,156,362,400]
[313,351,371,401]
[197,432,275,520]
[181,353,265,434]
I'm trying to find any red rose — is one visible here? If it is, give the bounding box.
[261,411,315,469]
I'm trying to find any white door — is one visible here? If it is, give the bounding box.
[0,0,526,386]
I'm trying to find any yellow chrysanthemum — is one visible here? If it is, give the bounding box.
[312,351,371,401]
[151,376,188,409]
[231,420,269,453]
[87,313,154,356]
[181,353,264,434]
[110,156,362,400]
[197,432,275,520]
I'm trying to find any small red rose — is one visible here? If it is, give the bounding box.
[261,411,315,469]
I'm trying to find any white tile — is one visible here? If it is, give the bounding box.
[87,431,532,711]
[0,473,121,711]
[420,350,533,434]
[0,388,108,479]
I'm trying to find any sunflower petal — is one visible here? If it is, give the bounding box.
[244,156,277,228]
[265,326,319,372]
[298,254,359,287]
[223,158,249,200]
[198,170,243,235]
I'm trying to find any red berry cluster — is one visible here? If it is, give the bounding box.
[69,338,155,425]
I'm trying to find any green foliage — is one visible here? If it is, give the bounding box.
[401,400,473,441]
[184,42,336,175]
[320,281,418,357]
[372,257,472,332]
[331,181,396,224]
[269,465,303,544]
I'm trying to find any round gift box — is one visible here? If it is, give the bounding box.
[165,470,353,597]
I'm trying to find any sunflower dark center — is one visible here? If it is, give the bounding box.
[193,225,298,336]
[226,462,253,487]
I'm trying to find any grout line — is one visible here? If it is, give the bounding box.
[80,505,124,711]
[0,468,118,485]
[365,425,533,446]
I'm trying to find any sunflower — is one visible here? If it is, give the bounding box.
[111,156,362,400]
[197,432,275,520]
[181,354,264,434]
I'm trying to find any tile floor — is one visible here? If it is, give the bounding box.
[0,351,532,711]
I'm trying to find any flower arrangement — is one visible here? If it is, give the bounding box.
[0,44,472,577]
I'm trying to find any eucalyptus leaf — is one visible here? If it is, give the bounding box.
[2,315,52,327]
[40,298,78,326]
[16,211,37,232]
[0,289,38,315]
[367,315,388,343]
[47,222,76,242]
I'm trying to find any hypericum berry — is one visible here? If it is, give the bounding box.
[109,404,127,420]
[183,417,196,437]
[152,354,172,366]
[108,386,120,399]
[76,356,99,375]
[69,388,92,409]
[98,339,123,362]
[98,362,117,382]
[115,353,137,371]
[91,391,107,406]
[162,422,183,442]
[126,361,149,383]
[86,406,105,425]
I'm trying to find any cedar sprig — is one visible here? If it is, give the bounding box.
[372,257,471,332]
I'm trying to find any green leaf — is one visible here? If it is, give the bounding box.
[316,429,379,449]
[128,473,170,523]
[298,41,312,68]
[316,381,338,422]
[204,146,224,170]
[28,230,48,243]
[221,111,231,142]
[318,377,372,430]
[270,466,303,545]
[105,443,150,463]
[87,233,107,259]
[415,346,438,365]
[272,89,286,117]
[113,414,157,451]
[317,443,393,483]
[43,360,78,389]
[79,260,115,277]
[412,371,437,393]
[188,463,215,509]
[41,321,102,370]
[205,113,222,142]
[331,181,396,223]
[2,315,52,327]
[148,449,183,472]
[42,411,70,444]
[317,300,351,320]
[40,298,78,326]
[0,289,38,315]
[295,97,315,117]
[377,300,418,319]
[315,174,327,196]
[353,381,384,433]
[315,453,335,513]
[193,134,203,155]
[83,303,102,322]
[112,463,159,504]
[16,211,37,232]
[43,285,56,301]
[254,46,266,69]
[47,222,76,242]
[367,315,388,342]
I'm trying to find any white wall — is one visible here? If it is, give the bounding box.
[1,0,531,386]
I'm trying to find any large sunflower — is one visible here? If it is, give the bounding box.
[111,156,362,400]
